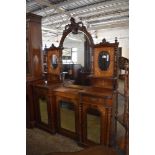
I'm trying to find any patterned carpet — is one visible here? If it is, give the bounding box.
[26,128,83,155]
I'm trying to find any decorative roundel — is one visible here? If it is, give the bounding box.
[98,51,110,71]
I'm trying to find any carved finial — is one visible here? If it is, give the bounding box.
[70,17,78,34]
[102,38,106,43]
[115,37,118,43]
[50,43,56,48]
[70,17,76,24]
[44,44,47,52]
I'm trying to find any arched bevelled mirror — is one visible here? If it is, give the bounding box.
[59,17,94,86]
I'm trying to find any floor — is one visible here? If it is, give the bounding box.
[26,128,83,155]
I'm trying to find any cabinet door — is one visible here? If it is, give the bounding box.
[85,108,101,144]
[35,95,52,132]
[59,101,76,132]
[38,96,49,124]
[57,99,78,139]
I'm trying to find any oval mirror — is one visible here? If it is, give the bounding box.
[51,54,58,69]
[98,51,110,71]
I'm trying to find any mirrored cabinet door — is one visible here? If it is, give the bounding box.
[86,108,101,144]
[35,94,51,131]
[59,101,75,133]
[33,86,57,134]
[38,97,48,124]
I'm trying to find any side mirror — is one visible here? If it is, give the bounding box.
[98,51,110,71]
[51,54,58,69]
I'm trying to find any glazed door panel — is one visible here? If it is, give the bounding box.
[86,109,101,144]
[60,101,76,132]
[56,97,79,140]
[33,87,56,133]
[35,95,50,127]
[38,97,49,124]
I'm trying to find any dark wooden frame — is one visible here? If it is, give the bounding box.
[82,106,103,146]
[79,91,117,147]
[93,38,119,78]
[56,96,80,140]
[59,18,94,48]
[33,86,57,134]
[89,38,119,90]
[59,17,94,73]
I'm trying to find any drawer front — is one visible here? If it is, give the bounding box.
[81,95,104,104]
[34,87,48,95]
[55,92,79,100]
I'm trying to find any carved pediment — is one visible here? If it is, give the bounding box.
[64,17,86,34]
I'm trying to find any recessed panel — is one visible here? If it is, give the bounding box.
[39,98,48,124]
[87,108,100,143]
[94,46,115,77]
[60,101,75,132]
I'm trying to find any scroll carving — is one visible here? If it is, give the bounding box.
[59,17,94,48]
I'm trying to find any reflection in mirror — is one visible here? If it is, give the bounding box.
[63,32,85,65]
[62,31,92,85]
[39,98,48,124]
[60,101,75,132]
[51,54,58,69]
[98,51,110,71]
[87,108,100,143]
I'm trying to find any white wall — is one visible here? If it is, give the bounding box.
[63,36,84,66]
[94,27,129,58]
[43,27,129,59]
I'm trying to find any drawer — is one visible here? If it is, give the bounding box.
[81,95,104,104]
[33,87,48,95]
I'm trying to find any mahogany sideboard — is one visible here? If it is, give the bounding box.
[33,82,61,133]
[79,87,117,147]
[32,83,117,147]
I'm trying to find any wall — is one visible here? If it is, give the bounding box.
[43,27,129,59]
[94,27,129,58]
[63,34,85,66]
